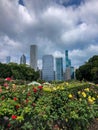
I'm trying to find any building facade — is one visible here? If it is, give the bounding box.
[20,54,26,64]
[30,45,37,71]
[65,67,71,80]
[65,50,75,80]
[42,55,54,81]
[55,57,63,80]
[6,56,11,64]
[65,50,71,67]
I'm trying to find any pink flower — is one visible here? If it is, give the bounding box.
[5,77,11,81]
[4,83,8,87]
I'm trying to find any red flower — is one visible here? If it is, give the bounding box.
[33,88,37,93]
[26,99,28,103]
[27,92,31,96]
[5,77,11,81]
[1,96,5,100]
[11,115,17,120]
[13,97,17,101]
[15,105,20,109]
[38,86,43,90]
[8,123,11,127]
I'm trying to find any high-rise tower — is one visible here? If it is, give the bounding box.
[42,55,54,81]
[65,50,71,68]
[20,54,26,64]
[55,57,63,80]
[30,45,37,71]
[6,56,11,64]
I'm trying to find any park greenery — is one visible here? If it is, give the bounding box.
[0,55,98,130]
[76,55,98,84]
[0,63,40,81]
[0,80,98,130]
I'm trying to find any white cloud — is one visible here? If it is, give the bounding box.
[0,0,98,68]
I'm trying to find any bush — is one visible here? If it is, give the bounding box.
[0,81,98,130]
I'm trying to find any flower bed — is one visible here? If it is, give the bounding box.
[0,81,98,130]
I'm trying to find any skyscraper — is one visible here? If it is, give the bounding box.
[65,50,75,80]
[20,54,26,64]
[55,57,63,80]
[6,56,11,64]
[42,55,54,81]
[65,50,71,67]
[30,45,37,71]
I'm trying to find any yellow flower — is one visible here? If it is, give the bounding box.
[65,118,68,122]
[84,88,89,92]
[16,116,24,122]
[88,96,95,104]
[78,91,81,94]
[79,98,82,101]
[65,82,69,85]
[68,94,73,98]
[81,92,86,98]
[92,97,95,101]
[88,98,94,104]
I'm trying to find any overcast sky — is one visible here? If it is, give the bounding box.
[0,0,98,69]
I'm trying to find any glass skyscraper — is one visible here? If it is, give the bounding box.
[65,50,71,68]
[65,50,75,80]
[20,54,26,64]
[55,57,63,80]
[30,45,37,71]
[6,56,11,64]
[42,55,54,81]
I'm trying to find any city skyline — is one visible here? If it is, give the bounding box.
[0,0,98,68]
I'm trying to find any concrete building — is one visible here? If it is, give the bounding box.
[65,67,71,80]
[55,57,63,81]
[42,55,54,81]
[20,54,26,64]
[30,45,37,71]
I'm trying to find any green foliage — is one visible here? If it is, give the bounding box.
[0,63,40,81]
[0,81,98,130]
[76,55,98,83]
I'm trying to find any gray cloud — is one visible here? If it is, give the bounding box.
[0,0,98,69]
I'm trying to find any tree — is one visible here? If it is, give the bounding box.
[76,55,98,83]
[0,63,40,81]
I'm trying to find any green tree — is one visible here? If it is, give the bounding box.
[0,62,40,81]
[76,55,98,83]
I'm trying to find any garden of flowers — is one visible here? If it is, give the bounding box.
[0,78,98,130]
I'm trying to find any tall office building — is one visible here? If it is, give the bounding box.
[30,45,37,71]
[65,67,71,80]
[6,56,11,64]
[65,50,71,67]
[65,50,75,80]
[20,54,26,64]
[55,57,63,80]
[42,55,54,81]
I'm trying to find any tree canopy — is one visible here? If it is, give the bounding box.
[76,55,98,83]
[0,62,40,81]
